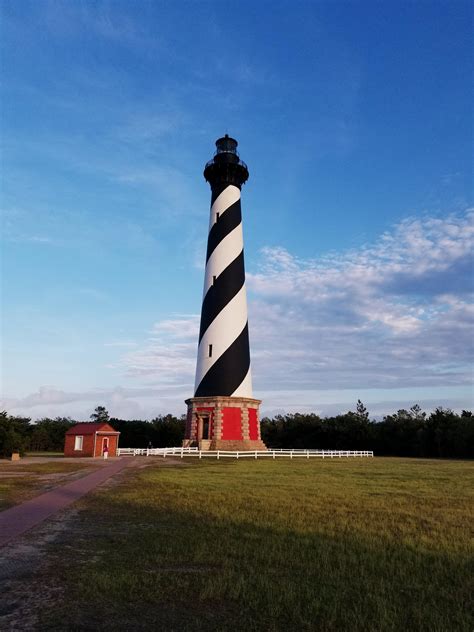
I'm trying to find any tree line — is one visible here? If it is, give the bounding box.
[0,409,185,458]
[261,403,473,458]
[0,402,472,459]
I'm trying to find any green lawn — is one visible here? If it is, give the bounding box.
[25,451,64,457]
[43,458,473,631]
[0,461,98,510]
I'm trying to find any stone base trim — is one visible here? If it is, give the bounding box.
[209,439,267,451]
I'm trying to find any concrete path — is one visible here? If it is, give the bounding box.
[0,458,131,548]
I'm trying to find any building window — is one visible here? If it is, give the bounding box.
[74,436,83,451]
[208,344,213,358]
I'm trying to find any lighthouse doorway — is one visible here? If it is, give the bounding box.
[203,416,210,440]
[197,414,210,440]
[196,413,211,450]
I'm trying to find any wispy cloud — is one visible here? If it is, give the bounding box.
[3,209,472,420]
[0,385,182,421]
[117,208,474,397]
[115,111,187,144]
[115,315,199,382]
[247,209,473,390]
[35,0,166,55]
[115,166,198,217]
[1,207,56,245]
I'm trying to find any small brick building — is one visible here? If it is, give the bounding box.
[64,423,120,458]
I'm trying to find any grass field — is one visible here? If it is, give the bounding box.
[24,451,64,457]
[0,461,97,510]
[41,457,472,631]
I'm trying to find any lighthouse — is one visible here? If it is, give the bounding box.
[184,135,266,450]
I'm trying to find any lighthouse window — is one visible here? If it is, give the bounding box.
[208,344,213,358]
[213,275,216,285]
[215,212,220,222]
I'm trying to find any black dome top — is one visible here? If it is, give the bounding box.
[204,134,249,189]
[215,135,238,154]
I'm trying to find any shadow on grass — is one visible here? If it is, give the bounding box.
[39,461,472,632]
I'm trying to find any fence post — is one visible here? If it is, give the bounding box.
[199,450,202,460]
[255,451,258,459]
[306,450,309,459]
[181,447,184,459]
[217,450,220,460]
[273,451,275,459]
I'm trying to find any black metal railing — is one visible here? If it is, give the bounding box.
[205,157,248,171]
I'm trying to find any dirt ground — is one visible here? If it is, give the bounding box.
[0,507,78,631]
[0,457,184,631]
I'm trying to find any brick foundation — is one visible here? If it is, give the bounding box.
[184,396,266,451]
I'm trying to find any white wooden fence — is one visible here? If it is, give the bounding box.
[117,447,374,459]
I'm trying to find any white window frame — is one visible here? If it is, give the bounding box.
[74,435,83,451]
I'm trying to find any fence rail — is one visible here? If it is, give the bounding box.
[117,447,374,459]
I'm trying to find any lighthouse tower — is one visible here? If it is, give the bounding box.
[184,135,266,451]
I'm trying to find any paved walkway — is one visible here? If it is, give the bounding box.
[0,458,131,547]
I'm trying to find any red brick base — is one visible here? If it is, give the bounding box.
[184,396,267,451]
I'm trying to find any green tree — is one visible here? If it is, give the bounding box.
[109,415,186,448]
[356,399,369,422]
[90,406,110,423]
[409,404,426,421]
[0,411,31,457]
[30,417,75,451]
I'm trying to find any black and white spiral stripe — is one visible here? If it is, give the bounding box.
[194,182,252,398]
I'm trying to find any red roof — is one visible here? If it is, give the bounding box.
[65,422,119,435]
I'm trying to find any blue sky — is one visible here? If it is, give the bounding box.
[1,0,472,420]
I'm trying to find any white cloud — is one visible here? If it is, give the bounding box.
[3,210,473,419]
[114,315,199,382]
[118,208,474,396]
[115,166,198,218]
[0,385,186,421]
